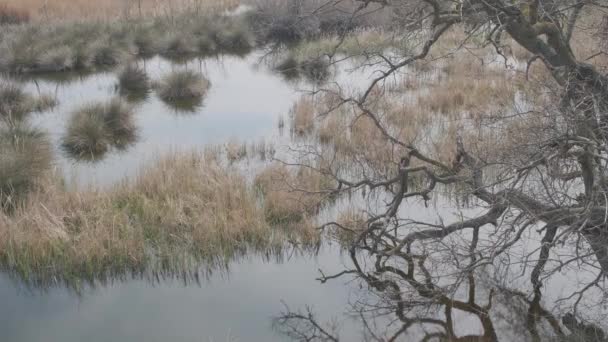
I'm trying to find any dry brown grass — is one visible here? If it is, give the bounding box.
[225,140,247,162]
[290,95,315,136]
[3,0,240,21]
[255,163,333,227]
[330,208,367,246]
[0,150,315,285]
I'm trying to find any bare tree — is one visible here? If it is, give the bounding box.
[269,0,608,341]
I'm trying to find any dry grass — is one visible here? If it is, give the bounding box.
[0,83,57,123]
[0,150,319,286]
[290,96,315,136]
[0,125,52,212]
[330,208,367,246]
[118,63,150,97]
[62,99,138,161]
[0,10,254,76]
[0,4,29,24]
[3,0,240,21]
[255,163,334,226]
[156,70,210,104]
[225,140,248,163]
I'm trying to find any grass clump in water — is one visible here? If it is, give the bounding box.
[117,64,150,101]
[36,46,75,72]
[160,33,199,60]
[91,42,125,68]
[62,99,138,161]
[212,19,254,56]
[0,83,56,123]
[155,70,210,112]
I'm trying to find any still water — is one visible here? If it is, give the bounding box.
[25,53,300,187]
[0,53,363,341]
[0,245,363,342]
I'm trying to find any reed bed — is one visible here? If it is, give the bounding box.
[0,150,319,287]
[0,12,253,76]
[1,0,240,21]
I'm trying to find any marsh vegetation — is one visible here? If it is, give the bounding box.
[155,70,210,112]
[62,99,138,161]
[1,0,608,341]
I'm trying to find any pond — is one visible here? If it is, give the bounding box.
[22,53,300,187]
[0,51,370,341]
[4,44,606,341]
[0,244,365,342]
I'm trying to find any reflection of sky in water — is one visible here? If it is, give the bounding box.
[0,245,365,342]
[27,54,299,187]
[8,52,606,340]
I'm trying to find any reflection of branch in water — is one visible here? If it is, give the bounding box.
[273,303,339,342]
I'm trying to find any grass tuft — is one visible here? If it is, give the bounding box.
[37,46,74,72]
[0,82,56,123]
[118,63,150,100]
[0,124,52,212]
[62,99,137,161]
[155,70,210,112]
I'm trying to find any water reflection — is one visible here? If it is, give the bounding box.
[0,244,361,342]
[20,53,299,187]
